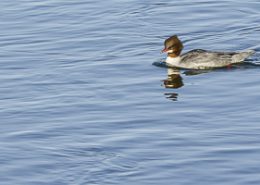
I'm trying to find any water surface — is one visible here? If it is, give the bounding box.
[1,0,260,184]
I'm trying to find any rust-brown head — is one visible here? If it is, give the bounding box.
[161,35,183,57]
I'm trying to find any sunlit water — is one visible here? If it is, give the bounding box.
[1,0,260,184]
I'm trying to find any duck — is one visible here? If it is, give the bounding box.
[161,35,255,69]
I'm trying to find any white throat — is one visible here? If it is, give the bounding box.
[166,56,181,66]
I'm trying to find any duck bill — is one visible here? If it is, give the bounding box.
[161,48,168,53]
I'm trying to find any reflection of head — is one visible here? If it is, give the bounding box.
[163,74,183,88]
[163,68,184,88]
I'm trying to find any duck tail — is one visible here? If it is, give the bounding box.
[233,49,255,62]
[244,49,256,56]
[245,49,255,56]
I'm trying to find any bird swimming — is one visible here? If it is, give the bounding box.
[161,35,255,69]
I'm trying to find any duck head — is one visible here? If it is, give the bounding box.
[162,35,183,57]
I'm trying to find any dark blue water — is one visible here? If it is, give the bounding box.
[1,0,260,184]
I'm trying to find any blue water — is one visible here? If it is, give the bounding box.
[1,0,260,184]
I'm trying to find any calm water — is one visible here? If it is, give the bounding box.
[1,0,260,184]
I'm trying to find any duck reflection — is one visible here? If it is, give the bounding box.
[159,60,260,101]
[163,67,212,89]
[163,68,183,88]
[163,68,183,101]
[164,92,179,101]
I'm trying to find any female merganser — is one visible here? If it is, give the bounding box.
[162,35,255,69]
